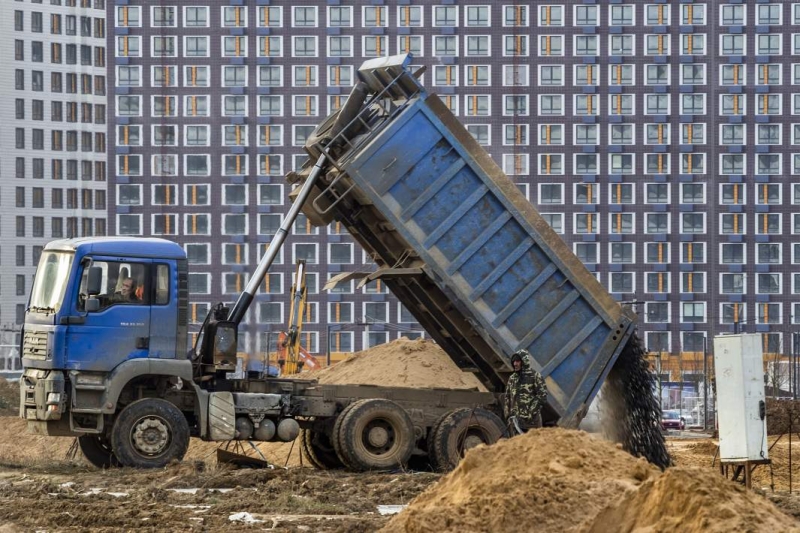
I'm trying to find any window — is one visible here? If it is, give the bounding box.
[575,5,598,26]
[610,35,634,57]
[646,303,670,324]
[757,35,782,55]
[609,213,634,234]
[184,36,208,58]
[646,4,670,25]
[682,302,706,323]
[646,65,669,85]
[646,213,669,234]
[539,65,563,87]
[258,6,280,27]
[645,34,670,55]
[465,36,490,57]
[647,124,671,145]
[645,272,670,293]
[757,64,781,86]
[575,213,599,235]
[116,36,140,57]
[721,5,745,26]
[574,35,598,56]
[682,34,706,55]
[757,243,782,265]
[539,35,564,57]
[574,243,597,264]
[151,36,176,58]
[575,95,598,116]
[646,95,669,115]
[363,6,387,27]
[222,6,246,27]
[538,5,562,26]
[330,6,352,27]
[681,153,705,174]
[575,65,599,87]
[574,124,598,146]
[681,213,705,234]
[152,96,177,118]
[223,36,247,57]
[645,154,670,175]
[720,213,745,236]
[398,5,422,27]
[152,125,176,147]
[610,5,635,26]
[223,66,247,88]
[681,64,706,85]
[259,36,282,57]
[610,273,634,294]
[609,243,633,264]
[646,183,670,204]
[328,36,351,58]
[757,272,782,296]
[434,36,457,57]
[610,154,634,174]
[434,6,458,27]
[467,125,490,146]
[609,65,634,86]
[152,6,176,27]
[610,125,634,145]
[467,95,491,116]
[756,306,782,329]
[757,154,781,175]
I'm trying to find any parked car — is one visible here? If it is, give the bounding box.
[661,410,686,431]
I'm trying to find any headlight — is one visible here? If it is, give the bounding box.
[46,392,61,405]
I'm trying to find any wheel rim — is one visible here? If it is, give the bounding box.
[359,418,397,458]
[458,426,492,455]
[131,416,172,457]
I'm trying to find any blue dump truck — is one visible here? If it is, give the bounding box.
[20,55,639,471]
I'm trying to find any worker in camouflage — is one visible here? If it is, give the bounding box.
[503,349,548,433]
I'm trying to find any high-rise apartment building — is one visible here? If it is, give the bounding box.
[2,0,108,330]
[100,1,800,359]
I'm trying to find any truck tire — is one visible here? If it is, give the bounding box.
[335,398,415,472]
[110,398,190,468]
[429,408,505,472]
[331,402,359,469]
[300,428,342,470]
[78,435,121,469]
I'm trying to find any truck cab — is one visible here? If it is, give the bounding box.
[21,237,191,437]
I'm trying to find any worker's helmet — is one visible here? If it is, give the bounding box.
[511,349,529,363]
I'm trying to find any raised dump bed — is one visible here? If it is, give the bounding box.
[292,55,636,426]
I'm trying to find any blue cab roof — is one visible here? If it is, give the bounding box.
[44,237,187,260]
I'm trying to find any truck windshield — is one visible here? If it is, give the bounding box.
[29,251,74,313]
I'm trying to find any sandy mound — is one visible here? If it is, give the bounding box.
[384,429,799,533]
[307,337,486,391]
[382,428,657,533]
[587,467,800,533]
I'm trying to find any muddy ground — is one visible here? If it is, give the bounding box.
[2,418,800,531]
[0,457,438,532]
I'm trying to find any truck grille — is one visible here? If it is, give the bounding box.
[23,330,48,360]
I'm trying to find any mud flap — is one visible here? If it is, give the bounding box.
[208,392,236,441]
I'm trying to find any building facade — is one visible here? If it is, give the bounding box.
[3,0,108,331]
[98,1,800,359]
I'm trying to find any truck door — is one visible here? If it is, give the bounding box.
[67,258,151,372]
[148,263,178,359]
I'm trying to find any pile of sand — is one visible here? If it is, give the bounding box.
[383,429,657,533]
[588,467,800,533]
[383,429,799,533]
[307,337,486,391]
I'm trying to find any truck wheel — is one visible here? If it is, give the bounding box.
[110,398,190,468]
[331,402,358,469]
[78,435,121,469]
[300,428,342,470]
[429,408,505,472]
[336,399,415,472]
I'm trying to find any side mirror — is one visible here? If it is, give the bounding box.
[87,267,103,296]
[85,298,100,313]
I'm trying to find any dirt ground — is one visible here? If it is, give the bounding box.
[0,420,439,532]
[1,424,800,532]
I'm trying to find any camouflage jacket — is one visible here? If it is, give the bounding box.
[503,355,548,426]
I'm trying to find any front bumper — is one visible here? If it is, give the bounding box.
[21,369,67,422]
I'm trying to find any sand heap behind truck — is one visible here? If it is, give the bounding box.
[291,52,647,423]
